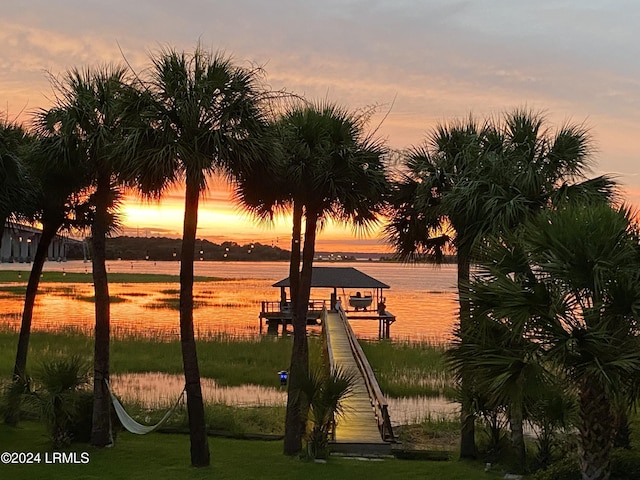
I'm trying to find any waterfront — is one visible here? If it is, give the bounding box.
[0,260,459,342]
[0,260,461,423]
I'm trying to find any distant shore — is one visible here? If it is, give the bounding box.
[54,234,456,263]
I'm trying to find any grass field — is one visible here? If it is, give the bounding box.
[0,329,451,397]
[0,422,504,480]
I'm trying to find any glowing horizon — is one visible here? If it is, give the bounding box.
[119,189,394,254]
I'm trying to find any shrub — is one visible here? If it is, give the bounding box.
[611,449,640,480]
[68,390,94,443]
[300,367,356,460]
[531,456,580,480]
[23,355,90,448]
[532,449,640,480]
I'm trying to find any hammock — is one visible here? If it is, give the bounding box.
[105,379,186,435]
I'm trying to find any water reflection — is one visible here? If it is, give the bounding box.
[111,372,286,408]
[0,260,458,342]
[111,372,458,427]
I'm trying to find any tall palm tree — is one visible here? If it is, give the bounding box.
[470,203,640,480]
[235,100,389,455]
[386,116,495,458]
[5,130,89,425]
[124,46,270,467]
[44,65,131,447]
[385,109,615,458]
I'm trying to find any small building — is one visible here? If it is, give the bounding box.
[260,266,395,338]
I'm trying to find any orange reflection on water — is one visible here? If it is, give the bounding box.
[111,372,286,408]
[0,261,459,342]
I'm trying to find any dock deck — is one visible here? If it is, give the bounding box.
[324,310,394,455]
[259,299,396,338]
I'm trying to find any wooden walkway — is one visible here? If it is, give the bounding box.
[324,310,393,455]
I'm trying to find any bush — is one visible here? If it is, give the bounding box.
[532,456,580,480]
[1,375,31,425]
[611,449,640,480]
[532,449,640,480]
[23,355,90,448]
[68,390,93,443]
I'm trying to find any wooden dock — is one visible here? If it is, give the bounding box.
[324,309,394,455]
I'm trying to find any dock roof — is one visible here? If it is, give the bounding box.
[272,266,390,289]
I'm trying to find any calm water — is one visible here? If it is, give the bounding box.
[0,260,461,423]
[0,260,459,342]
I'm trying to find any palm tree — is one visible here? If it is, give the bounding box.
[385,109,615,458]
[448,290,551,471]
[23,355,91,449]
[124,46,270,467]
[386,116,495,458]
[0,117,35,254]
[469,203,640,480]
[235,100,389,455]
[44,65,132,447]
[300,366,356,459]
[5,130,89,425]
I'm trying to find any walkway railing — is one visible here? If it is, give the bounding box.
[324,307,395,442]
[261,299,326,314]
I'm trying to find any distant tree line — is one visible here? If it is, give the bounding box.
[66,236,289,261]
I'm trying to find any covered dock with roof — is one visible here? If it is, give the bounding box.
[259,266,396,338]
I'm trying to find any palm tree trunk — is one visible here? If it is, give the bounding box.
[284,201,306,455]
[578,380,613,480]
[613,408,631,450]
[457,240,477,459]
[295,210,318,418]
[90,174,113,447]
[0,221,5,260]
[180,177,210,467]
[289,201,302,303]
[509,406,525,473]
[5,220,59,425]
[284,210,318,455]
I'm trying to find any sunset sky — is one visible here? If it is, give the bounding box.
[2,1,639,252]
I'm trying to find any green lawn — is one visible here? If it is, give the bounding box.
[0,422,503,480]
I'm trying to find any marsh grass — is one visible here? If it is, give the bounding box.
[0,285,26,295]
[0,329,314,388]
[75,294,128,304]
[51,286,79,296]
[0,284,84,297]
[145,298,208,310]
[109,397,286,436]
[0,328,453,394]
[360,339,456,398]
[160,288,180,295]
[395,416,460,451]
